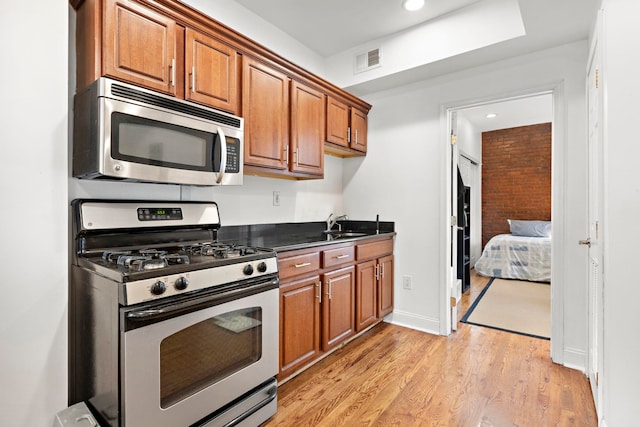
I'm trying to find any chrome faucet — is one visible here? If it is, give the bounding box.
[326,213,348,232]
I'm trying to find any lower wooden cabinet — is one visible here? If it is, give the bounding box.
[278,237,393,381]
[356,260,378,332]
[322,266,356,351]
[279,275,321,375]
[378,255,394,317]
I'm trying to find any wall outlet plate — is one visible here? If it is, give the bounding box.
[403,275,412,290]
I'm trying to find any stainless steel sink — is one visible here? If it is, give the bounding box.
[323,231,367,239]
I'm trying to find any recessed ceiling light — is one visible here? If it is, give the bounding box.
[402,0,425,11]
[486,113,498,118]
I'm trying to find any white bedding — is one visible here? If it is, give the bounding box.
[474,234,551,282]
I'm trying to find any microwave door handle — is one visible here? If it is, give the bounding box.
[216,126,227,184]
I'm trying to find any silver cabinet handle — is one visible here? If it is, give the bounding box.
[294,148,299,166]
[294,262,311,268]
[579,238,591,248]
[284,144,289,165]
[347,126,351,143]
[216,126,227,184]
[170,58,176,87]
[316,281,322,304]
[381,263,385,278]
[355,129,359,144]
[326,279,332,299]
[335,254,350,259]
[190,66,196,91]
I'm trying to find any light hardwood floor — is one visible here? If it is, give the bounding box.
[265,270,597,426]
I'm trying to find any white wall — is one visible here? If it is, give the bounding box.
[0,3,69,426]
[183,0,325,76]
[343,42,589,365]
[324,0,524,89]
[601,0,640,424]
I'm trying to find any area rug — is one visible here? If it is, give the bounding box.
[461,277,551,339]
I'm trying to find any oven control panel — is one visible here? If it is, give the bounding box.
[137,207,183,221]
[121,257,279,305]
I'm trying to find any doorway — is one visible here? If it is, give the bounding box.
[442,87,566,363]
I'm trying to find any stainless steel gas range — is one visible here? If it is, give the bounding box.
[69,200,279,427]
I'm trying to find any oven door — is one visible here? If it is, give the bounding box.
[121,277,278,427]
[98,96,243,186]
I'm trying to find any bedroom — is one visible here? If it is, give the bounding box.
[454,93,553,338]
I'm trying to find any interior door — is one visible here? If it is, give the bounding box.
[585,13,604,418]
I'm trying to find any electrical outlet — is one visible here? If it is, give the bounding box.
[272,191,280,206]
[402,275,412,290]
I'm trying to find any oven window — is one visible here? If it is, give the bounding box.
[112,112,213,170]
[160,307,262,408]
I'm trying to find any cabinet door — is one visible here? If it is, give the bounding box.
[378,255,394,318]
[326,96,349,148]
[322,266,355,351]
[243,57,290,170]
[104,0,176,95]
[280,275,321,376]
[350,108,368,153]
[290,81,325,176]
[185,28,239,114]
[356,260,378,332]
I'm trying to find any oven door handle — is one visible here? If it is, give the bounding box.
[224,385,277,427]
[125,277,278,324]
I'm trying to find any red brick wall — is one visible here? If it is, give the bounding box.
[481,123,551,248]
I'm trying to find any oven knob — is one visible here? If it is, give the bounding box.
[150,280,167,296]
[257,262,268,273]
[243,264,254,275]
[174,276,189,291]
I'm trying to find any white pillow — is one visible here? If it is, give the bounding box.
[508,219,552,237]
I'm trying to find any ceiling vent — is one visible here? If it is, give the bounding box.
[354,48,382,74]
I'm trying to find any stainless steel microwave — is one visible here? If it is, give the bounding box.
[73,77,243,186]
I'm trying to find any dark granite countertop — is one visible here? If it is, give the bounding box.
[217,220,395,252]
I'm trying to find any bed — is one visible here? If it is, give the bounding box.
[474,220,552,282]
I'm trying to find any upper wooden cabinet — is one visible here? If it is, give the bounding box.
[104,0,177,95]
[326,97,350,148]
[325,95,368,156]
[76,0,240,114]
[243,57,324,179]
[350,108,368,153]
[243,57,290,171]
[185,28,239,113]
[290,81,324,176]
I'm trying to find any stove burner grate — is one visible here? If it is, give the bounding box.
[182,243,259,259]
[102,248,190,271]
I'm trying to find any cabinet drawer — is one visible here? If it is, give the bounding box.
[278,252,320,280]
[322,245,355,268]
[356,238,393,261]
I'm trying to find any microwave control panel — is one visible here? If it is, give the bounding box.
[225,137,240,173]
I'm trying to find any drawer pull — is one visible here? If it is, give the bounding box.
[335,254,350,259]
[294,262,311,268]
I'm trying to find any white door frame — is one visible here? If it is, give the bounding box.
[440,83,567,364]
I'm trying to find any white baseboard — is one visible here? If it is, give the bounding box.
[385,310,441,335]
[563,346,586,372]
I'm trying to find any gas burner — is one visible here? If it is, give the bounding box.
[118,255,168,271]
[102,249,190,271]
[182,243,259,259]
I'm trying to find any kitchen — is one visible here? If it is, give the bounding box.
[2,0,639,426]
